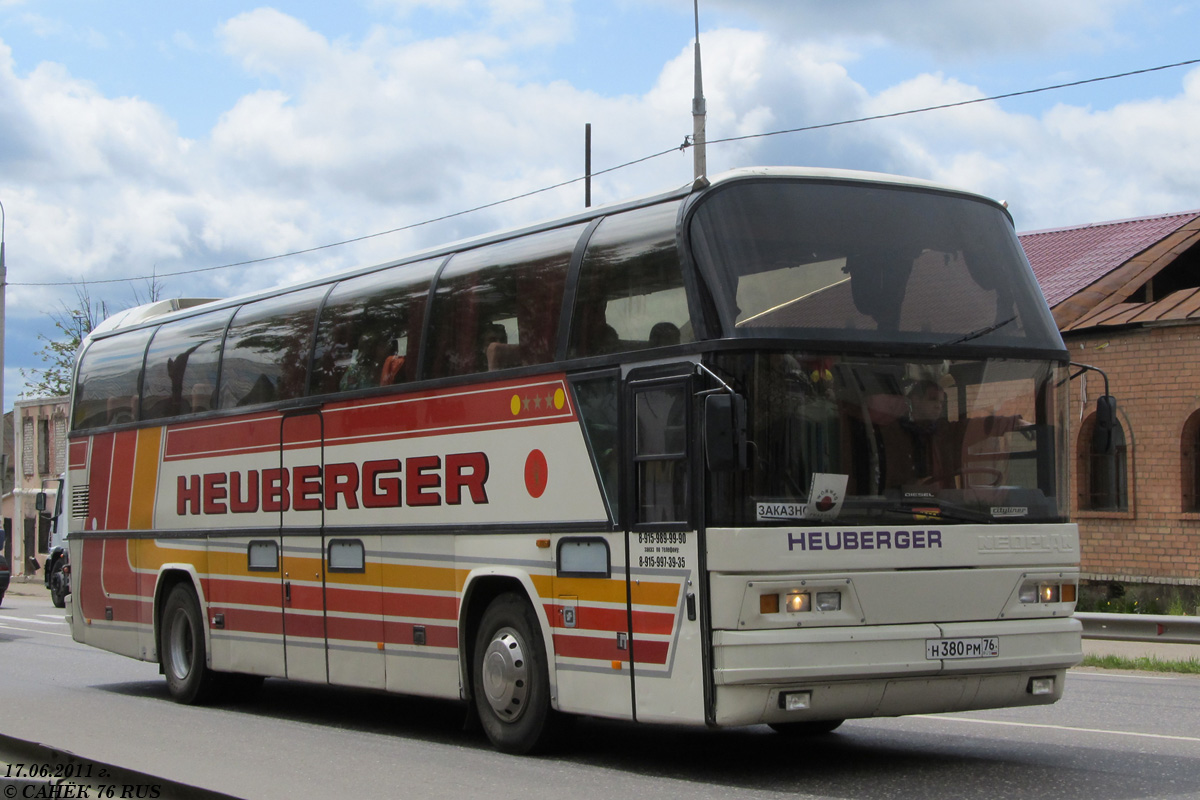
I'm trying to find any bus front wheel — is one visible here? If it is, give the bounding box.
[472,593,557,754]
[160,584,221,705]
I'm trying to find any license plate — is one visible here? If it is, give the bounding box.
[926,637,999,660]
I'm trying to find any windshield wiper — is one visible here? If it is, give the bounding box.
[937,315,1016,347]
[841,496,995,524]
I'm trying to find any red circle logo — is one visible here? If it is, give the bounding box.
[524,449,548,498]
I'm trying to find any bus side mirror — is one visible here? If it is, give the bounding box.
[1092,395,1118,456]
[35,492,48,514]
[704,393,747,472]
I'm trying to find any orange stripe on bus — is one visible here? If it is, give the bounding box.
[129,427,163,530]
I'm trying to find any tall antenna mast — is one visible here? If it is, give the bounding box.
[691,0,707,183]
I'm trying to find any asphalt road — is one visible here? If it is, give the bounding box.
[2,582,1199,800]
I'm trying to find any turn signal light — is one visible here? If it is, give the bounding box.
[1019,579,1077,604]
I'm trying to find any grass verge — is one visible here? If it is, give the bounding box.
[1081,653,1200,674]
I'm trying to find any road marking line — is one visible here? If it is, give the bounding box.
[0,614,66,626]
[922,715,1200,743]
[0,623,75,638]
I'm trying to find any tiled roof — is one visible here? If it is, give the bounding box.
[1019,211,1200,308]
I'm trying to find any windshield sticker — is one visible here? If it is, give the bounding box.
[990,506,1029,518]
[803,473,849,521]
[757,502,807,521]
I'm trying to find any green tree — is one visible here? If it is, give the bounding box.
[20,288,108,398]
[21,278,167,398]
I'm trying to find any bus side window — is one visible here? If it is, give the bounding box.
[218,287,324,409]
[568,202,693,359]
[634,384,689,523]
[309,259,438,395]
[572,375,620,520]
[72,328,155,430]
[426,225,582,379]
[141,310,231,420]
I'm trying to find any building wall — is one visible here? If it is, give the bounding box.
[9,396,69,577]
[1065,324,1200,586]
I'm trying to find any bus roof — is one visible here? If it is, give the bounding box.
[82,167,1007,343]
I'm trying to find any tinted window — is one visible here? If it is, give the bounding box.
[218,287,324,408]
[73,328,154,430]
[311,259,438,394]
[568,202,692,358]
[688,180,1063,352]
[141,310,233,420]
[427,224,583,379]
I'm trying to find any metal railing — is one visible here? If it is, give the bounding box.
[1076,612,1200,645]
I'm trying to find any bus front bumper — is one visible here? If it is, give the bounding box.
[711,616,1081,726]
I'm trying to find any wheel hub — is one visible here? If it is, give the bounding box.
[167,609,194,681]
[481,628,529,721]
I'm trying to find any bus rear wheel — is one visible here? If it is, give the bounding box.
[160,584,222,705]
[472,593,557,754]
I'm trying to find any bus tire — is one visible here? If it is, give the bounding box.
[160,584,221,705]
[768,719,844,736]
[472,592,556,754]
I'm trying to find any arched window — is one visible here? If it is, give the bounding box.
[1180,410,1200,511]
[1077,413,1129,511]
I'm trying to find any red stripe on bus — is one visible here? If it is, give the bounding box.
[544,604,676,637]
[552,633,670,665]
[207,577,283,607]
[383,621,458,649]
[325,615,384,644]
[282,613,326,639]
[86,433,115,532]
[160,378,575,460]
[163,414,281,460]
[379,591,458,621]
[210,606,284,636]
[69,439,89,470]
[104,431,139,530]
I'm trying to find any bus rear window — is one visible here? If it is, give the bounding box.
[73,328,154,430]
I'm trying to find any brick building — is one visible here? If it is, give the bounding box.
[1020,211,1200,598]
[1,396,69,577]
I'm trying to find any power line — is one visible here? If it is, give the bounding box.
[11,55,1200,288]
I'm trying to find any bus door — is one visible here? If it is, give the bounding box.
[279,408,328,683]
[624,367,706,725]
[554,372,632,719]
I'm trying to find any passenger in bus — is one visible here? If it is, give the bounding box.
[648,321,680,348]
[483,323,521,370]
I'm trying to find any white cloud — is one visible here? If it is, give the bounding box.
[703,0,1132,58]
[3,3,1199,409]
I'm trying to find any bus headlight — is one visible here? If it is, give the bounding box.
[785,591,811,613]
[815,591,842,612]
[1019,579,1076,604]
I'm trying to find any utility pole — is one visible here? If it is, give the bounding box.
[585,123,592,208]
[691,0,707,184]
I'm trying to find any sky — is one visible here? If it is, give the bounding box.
[2,0,1199,410]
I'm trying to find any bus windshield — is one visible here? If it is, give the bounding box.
[708,353,1069,526]
[688,178,1063,353]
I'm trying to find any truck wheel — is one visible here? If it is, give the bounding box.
[472,592,557,754]
[160,584,221,704]
[49,562,68,609]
